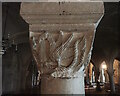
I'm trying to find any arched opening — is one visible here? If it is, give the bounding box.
[99,61,108,83]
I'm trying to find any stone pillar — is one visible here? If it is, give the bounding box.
[20,1,104,94]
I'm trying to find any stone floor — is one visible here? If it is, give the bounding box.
[2,83,120,95]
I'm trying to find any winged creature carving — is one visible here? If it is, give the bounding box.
[30,31,90,78]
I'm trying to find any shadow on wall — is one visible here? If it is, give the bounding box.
[2,3,36,94]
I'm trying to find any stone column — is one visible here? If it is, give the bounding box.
[20,1,104,94]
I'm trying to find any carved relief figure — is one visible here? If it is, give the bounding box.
[30,31,92,78]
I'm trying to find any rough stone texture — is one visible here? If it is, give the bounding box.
[21,2,104,25]
[20,1,104,94]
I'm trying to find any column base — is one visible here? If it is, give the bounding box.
[41,73,85,94]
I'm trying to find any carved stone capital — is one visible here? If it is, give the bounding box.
[29,26,95,78]
[20,1,104,94]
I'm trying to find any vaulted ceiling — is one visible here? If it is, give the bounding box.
[92,2,120,63]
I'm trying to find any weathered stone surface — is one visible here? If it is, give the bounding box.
[41,73,84,94]
[20,1,104,94]
[29,27,94,78]
[21,2,104,24]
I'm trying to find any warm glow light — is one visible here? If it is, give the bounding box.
[101,63,107,70]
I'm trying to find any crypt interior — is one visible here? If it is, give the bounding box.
[1,1,120,95]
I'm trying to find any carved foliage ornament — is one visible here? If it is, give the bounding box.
[30,31,92,78]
